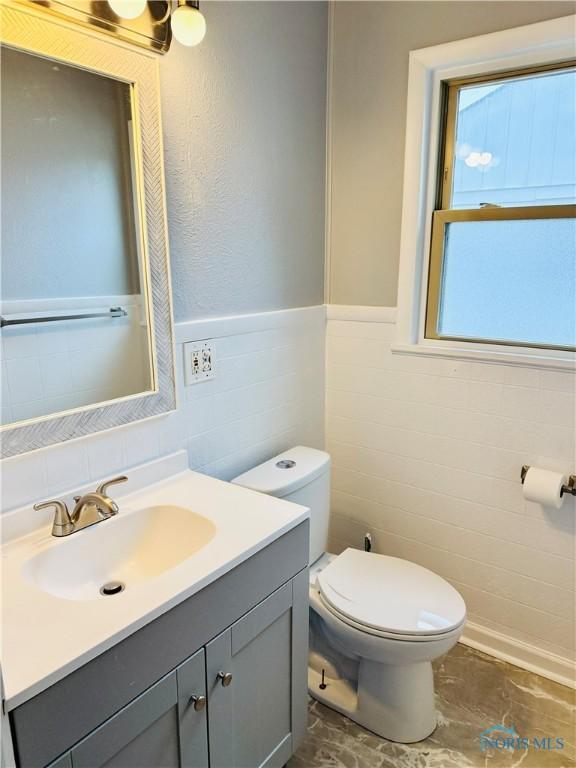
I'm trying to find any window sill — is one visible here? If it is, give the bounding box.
[391,341,576,372]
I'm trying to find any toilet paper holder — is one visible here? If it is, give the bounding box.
[521,465,576,497]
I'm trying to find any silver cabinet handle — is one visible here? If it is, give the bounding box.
[217,671,233,687]
[189,695,206,711]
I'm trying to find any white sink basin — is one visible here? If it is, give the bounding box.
[2,456,309,712]
[22,505,216,601]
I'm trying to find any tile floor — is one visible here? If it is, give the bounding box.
[289,644,575,767]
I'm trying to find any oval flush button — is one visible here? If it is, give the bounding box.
[276,460,296,469]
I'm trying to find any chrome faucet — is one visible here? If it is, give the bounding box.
[34,476,128,537]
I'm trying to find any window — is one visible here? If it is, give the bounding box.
[425,63,576,352]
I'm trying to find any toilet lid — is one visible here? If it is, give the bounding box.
[317,549,466,636]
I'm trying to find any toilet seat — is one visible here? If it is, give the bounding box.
[316,548,466,639]
[314,590,465,643]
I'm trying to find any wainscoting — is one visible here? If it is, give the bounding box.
[325,308,575,687]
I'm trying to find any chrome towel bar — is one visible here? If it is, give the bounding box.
[0,306,127,329]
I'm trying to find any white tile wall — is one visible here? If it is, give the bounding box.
[326,317,576,663]
[0,306,325,514]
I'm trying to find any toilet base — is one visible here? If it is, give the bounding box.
[308,657,437,743]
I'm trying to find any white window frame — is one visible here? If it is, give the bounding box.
[394,15,576,371]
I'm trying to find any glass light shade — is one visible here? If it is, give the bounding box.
[108,0,147,19]
[171,5,206,46]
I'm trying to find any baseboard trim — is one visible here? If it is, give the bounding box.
[460,621,575,689]
[326,305,397,324]
[175,305,326,344]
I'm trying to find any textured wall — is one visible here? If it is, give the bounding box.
[328,1,576,307]
[160,1,328,322]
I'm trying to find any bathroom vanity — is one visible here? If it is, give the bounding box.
[2,457,310,768]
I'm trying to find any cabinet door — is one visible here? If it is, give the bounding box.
[71,673,180,768]
[206,576,308,768]
[177,649,209,768]
[46,753,72,768]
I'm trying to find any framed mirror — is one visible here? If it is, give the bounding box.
[0,1,176,458]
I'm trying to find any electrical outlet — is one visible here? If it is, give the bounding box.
[184,340,215,385]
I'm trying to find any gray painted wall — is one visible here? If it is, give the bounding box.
[328,1,576,308]
[161,1,328,322]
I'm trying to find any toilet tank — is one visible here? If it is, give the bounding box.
[232,446,331,566]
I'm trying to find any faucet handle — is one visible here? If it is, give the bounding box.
[96,475,128,497]
[34,499,73,537]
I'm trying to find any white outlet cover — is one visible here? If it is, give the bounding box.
[184,340,216,385]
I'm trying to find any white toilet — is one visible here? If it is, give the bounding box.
[232,446,466,744]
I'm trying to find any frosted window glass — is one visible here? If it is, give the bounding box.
[451,70,576,209]
[438,218,576,347]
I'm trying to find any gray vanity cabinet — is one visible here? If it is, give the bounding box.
[206,581,295,768]
[63,584,301,768]
[45,650,209,768]
[71,673,181,768]
[9,522,309,768]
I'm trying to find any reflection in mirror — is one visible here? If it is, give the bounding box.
[1,46,154,428]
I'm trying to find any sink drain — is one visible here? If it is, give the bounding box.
[100,581,125,596]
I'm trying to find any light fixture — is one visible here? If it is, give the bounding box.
[171,1,206,47]
[108,0,147,20]
[107,0,206,47]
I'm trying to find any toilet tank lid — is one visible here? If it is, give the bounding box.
[231,446,330,498]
